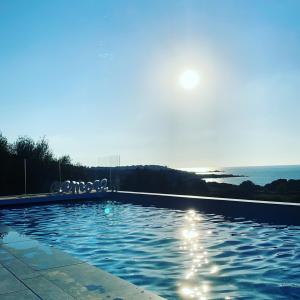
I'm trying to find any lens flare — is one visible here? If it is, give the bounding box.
[179,70,200,90]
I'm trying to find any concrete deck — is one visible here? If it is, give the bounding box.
[0,192,108,207]
[0,224,164,300]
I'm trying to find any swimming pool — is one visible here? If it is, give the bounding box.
[1,200,299,299]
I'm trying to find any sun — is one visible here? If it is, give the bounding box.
[179,69,200,90]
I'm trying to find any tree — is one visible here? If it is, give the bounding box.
[0,133,9,156]
[59,155,71,165]
[239,180,259,194]
[12,136,35,159]
[34,137,54,162]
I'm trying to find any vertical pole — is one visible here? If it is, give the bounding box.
[58,160,62,185]
[109,164,112,191]
[118,154,120,191]
[24,158,27,195]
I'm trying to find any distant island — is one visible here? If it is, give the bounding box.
[183,169,247,179]
[198,173,246,179]
[0,133,300,203]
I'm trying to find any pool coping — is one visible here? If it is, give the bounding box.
[0,224,165,300]
[1,190,300,207]
[1,190,299,225]
[109,191,300,225]
[0,192,108,207]
[116,191,300,207]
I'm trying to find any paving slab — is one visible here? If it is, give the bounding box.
[23,276,75,300]
[0,267,26,295]
[2,239,82,271]
[1,257,40,279]
[0,247,15,263]
[0,289,39,300]
[42,262,164,300]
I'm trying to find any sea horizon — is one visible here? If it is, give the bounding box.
[180,164,300,186]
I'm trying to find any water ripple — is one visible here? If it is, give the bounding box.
[0,201,299,300]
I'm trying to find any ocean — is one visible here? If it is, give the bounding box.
[182,165,300,186]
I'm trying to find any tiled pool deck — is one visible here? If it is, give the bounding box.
[0,192,107,207]
[0,224,164,300]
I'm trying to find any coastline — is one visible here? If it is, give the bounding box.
[181,165,300,186]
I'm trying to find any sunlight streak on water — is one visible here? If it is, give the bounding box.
[178,209,223,299]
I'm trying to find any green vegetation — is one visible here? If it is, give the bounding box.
[114,166,300,203]
[0,133,108,195]
[1,133,300,202]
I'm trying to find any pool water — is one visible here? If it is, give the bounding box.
[1,200,299,300]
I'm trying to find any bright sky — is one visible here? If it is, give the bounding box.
[1,0,300,167]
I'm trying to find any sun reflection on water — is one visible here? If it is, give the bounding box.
[178,209,232,300]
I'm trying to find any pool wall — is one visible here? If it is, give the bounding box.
[0,191,299,225]
[0,192,107,207]
[110,191,300,225]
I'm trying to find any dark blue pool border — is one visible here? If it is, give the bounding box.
[0,191,299,225]
[110,191,300,226]
[0,192,107,207]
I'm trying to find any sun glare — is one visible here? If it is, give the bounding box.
[179,69,200,90]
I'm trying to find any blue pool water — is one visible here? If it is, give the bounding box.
[1,201,300,300]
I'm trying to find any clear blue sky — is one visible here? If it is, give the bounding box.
[1,0,300,167]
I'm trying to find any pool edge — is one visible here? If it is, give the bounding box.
[0,224,165,300]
